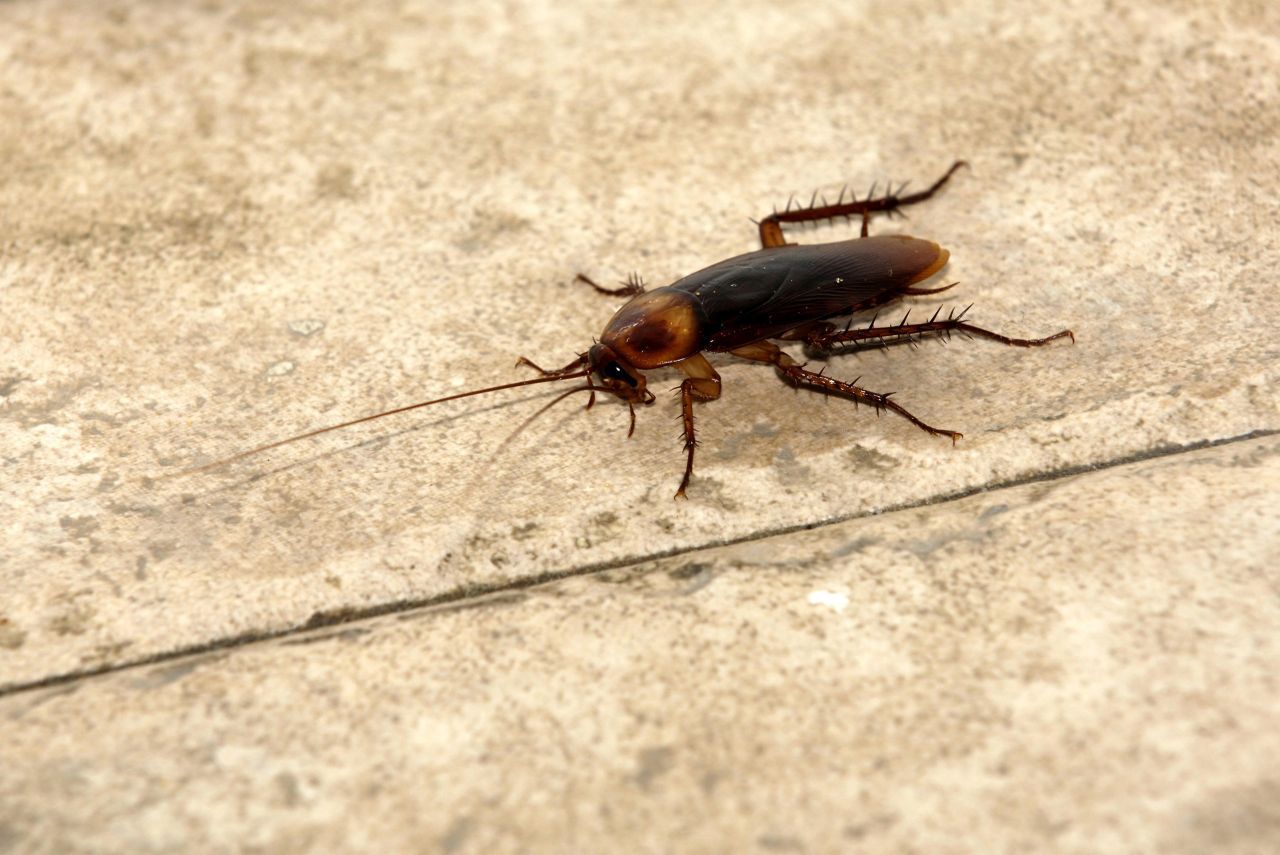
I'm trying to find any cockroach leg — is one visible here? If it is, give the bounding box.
[672,353,722,498]
[576,272,645,297]
[730,341,963,444]
[515,354,588,376]
[675,381,698,498]
[803,310,1075,352]
[515,354,596,406]
[757,160,969,249]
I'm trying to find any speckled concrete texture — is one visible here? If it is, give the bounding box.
[1,0,1278,850]
[4,436,1278,852]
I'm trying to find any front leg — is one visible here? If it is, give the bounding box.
[515,354,588,377]
[672,353,721,499]
[576,272,646,297]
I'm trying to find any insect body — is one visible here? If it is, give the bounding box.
[193,162,1072,498]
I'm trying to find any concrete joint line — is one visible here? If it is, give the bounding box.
[1,428,1274,699]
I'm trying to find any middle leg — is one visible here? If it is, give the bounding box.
[729,341,962,443]
[799,307,1074,353]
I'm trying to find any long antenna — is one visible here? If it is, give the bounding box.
[490,382,598,461]
[178,369,592,476]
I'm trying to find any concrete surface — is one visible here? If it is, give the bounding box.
[1,0,1277,851]
[4,436,1279,852]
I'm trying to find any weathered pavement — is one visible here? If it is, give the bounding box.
[2,1,1278,851]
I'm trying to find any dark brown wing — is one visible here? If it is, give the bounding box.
[669,235,948,351]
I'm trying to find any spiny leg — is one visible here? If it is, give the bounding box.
[575,272,646,297]
[515,353,594,405]
[802,306,1075,353]
[676,382,698,499]
[515,354,589,376]
[729,341,962,443]
[756,160,968,249]
[672,353,721,499]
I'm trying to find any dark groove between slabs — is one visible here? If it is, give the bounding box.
[1,428,1274,699]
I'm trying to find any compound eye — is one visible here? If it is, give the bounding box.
[601,362,637,387]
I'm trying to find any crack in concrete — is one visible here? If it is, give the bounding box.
[1,428,1274,699]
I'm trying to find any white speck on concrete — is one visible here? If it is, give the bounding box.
[288,319,326,337]
[807,589,849,612]
[265,361,296,379]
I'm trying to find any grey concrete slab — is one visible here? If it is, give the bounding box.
[2,1,1278,690]
[3,436,1278,853]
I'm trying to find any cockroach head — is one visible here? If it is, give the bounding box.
[587,343,651,404]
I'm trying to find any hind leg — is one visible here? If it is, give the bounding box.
[757,161,968,248]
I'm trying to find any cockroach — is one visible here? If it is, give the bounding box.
[190,162,1072,498]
